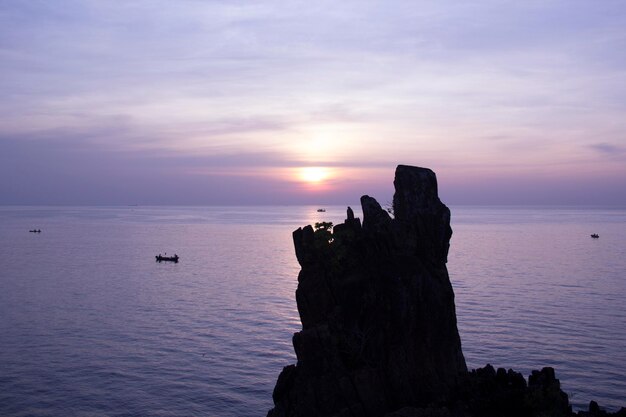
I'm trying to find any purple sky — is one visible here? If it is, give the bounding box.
[1,1,625,205]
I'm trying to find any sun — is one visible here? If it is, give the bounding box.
[298,167,332,184]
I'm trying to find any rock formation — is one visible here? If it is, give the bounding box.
[268,165,625,417]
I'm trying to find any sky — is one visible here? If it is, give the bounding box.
[1,0,625,205]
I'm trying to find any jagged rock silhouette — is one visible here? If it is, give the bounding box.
[268,165,625,417]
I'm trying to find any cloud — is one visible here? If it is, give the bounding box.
[2,1,626,204]
[589,143,626,155]
[589,142,626,156]
[0,132,290,205]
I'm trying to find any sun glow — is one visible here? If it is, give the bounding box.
[298,166,332,184]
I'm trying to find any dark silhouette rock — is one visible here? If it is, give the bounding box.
[576,401,626,417]
[268,164,625,417]
[454,365,571,417]
[269,165,466,417]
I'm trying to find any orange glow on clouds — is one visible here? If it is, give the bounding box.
[297,166,334,186]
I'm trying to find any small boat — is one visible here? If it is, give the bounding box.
[317,208,326,212]
[156,254,179,263]
[590,234,599,239]
[29,229,41,233]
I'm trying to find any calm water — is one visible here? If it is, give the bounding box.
[0,206,624,416]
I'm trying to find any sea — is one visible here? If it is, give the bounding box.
[0,205,625,416]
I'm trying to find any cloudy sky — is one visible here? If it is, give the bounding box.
[1,0,625,205]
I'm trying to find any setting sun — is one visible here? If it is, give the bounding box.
[298,167,332,184]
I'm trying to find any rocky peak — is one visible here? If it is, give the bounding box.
[268,164,623,417]
[392,165,452,264]
[269,165,466,417]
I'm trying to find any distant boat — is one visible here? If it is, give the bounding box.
[317,208,326,212]
[590,234,599,239]
[29,229,41,233]
[156,254,179,263]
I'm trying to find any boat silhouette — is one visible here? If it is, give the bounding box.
[156,254,179,263]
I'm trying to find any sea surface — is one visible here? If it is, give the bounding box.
[0,205,625,416]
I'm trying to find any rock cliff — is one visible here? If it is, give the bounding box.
[268,165,625,417]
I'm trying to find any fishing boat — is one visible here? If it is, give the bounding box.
[156,254,179,263]
[590,234,599,239]
[317,208,326,212]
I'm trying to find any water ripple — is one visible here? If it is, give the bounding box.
[1,206,624,415]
